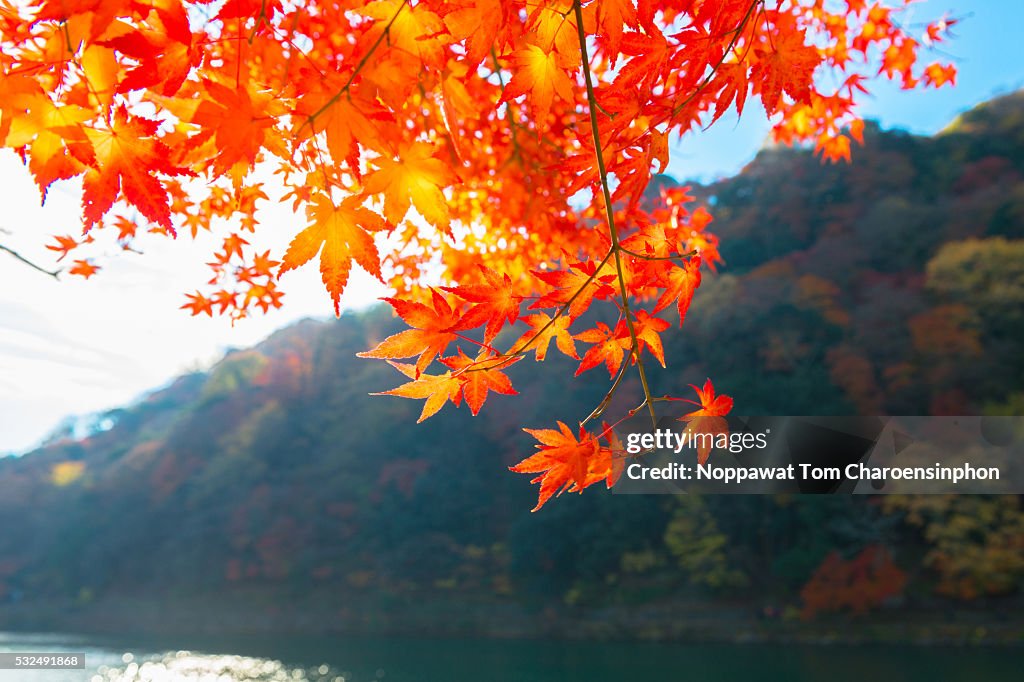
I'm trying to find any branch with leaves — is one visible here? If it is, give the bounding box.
[0,0,959,510]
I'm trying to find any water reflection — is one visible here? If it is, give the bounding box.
[0,634,380,682]
[2,631,1021,682]
[92,651,355,682]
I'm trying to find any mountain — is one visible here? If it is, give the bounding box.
[1,93,1023,643]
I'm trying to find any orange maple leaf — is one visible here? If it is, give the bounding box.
[500,44,576,120]
[586,0,638,55]
[754,29,822,114]
[444,265,521,343]
[374,361,464,423]
[443,0,504,67]
[512,312,579,362]
[181,291,214,316]
[363,141,456,233]
[46,235,79,261]
[682,378,734,417]
[280,194,387,315]
[631,309,670,367]
[574,320,628,377]
[68,259,100,279]
[676,379,734,465]
[653,255,702,326]
[442,349,519,415]
[531,258,616,320]
[81,106,189,231]
[190,79,289,176]
[357,289,461,376]
[512,421,614,511]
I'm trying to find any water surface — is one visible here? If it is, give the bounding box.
[1,631,1020,681]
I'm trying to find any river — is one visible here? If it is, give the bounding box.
[1,631,1021,681]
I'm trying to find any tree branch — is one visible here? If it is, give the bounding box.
[300,0,409,130]
[0,243,60,279]
[573,0,658,427]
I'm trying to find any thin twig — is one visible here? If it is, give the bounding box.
[573,0,657,427]
[619,246,698,262]
[1,244,60,279]
[665,0,762,121]
[469,247,615,373]
[300,0,409,130]
[581,356,630,428]
[491,47,524,164]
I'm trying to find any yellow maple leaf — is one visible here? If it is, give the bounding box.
[280,194,387,315]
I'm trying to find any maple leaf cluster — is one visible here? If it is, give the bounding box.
[0,0,957,509]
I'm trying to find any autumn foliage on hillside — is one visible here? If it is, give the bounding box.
[0,0,956,508]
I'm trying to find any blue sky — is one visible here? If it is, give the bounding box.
[1,0,1022,454]
[668,0,1024,182]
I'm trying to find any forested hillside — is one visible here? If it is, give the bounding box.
[2,92,1022,642]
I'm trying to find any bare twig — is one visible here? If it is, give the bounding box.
[0,243,60,279]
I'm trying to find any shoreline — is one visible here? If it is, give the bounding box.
[2,591,1022,647]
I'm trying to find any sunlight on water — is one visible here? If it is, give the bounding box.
[91,651,354,682]
[0,635,383,682]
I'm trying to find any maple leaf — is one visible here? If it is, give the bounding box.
[512,421,612,511]
[676,379,734,465]
[512,312,579,362]
[443,0,504,67]
[280,194,387,315]
[99,4,194,97]
[681,416,731,466]
[444,265,521,343]
[922,62,956,88]
[46,235,79,261]
[753,30,822,114]
[113,216,137,242]
[442,349,519,415]
[602,425,627,489]
[221,233,249,261]
[631,309,670,367]
[357,290,461,376]
[1,89,94,195]
[682,379,734,417]
[525,0,580,65]
[182,291,214,316]
[530,259,616,320]
[617,30,671,92]
[361,0,447,68]
[363,141,456,233]
[374,361,463,423]
[500,44,576,120]
[190,79,289,177]
[296,79,391,172]
[81,106,188,231]
[68,259,100,279]
[588,0,638,55]
[574,321,628,377]
[652,255,702,326]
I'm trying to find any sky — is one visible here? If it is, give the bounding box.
[2,0,1023,454]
